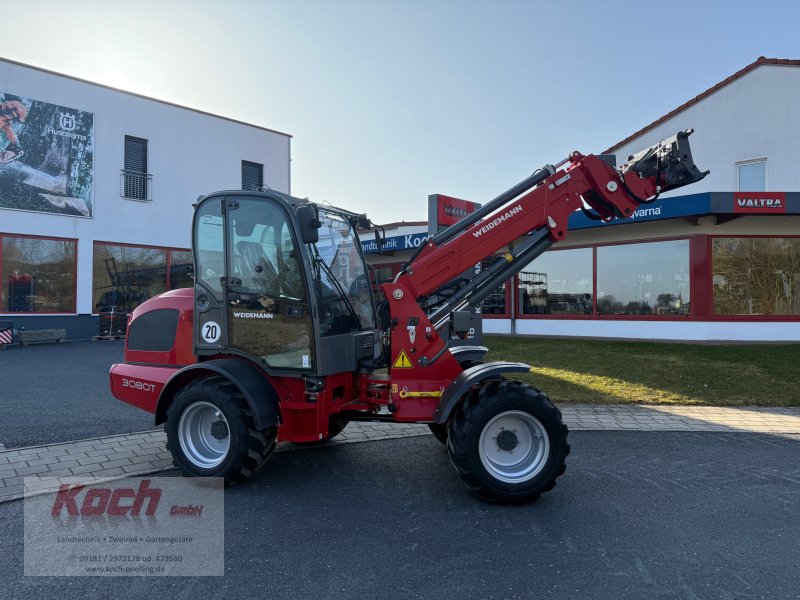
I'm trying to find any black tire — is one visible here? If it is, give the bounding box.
[446,379,569,503]
[292,418,349,446]
[165,376,277,485]
[429,359,484,446]
[428,423,448,445]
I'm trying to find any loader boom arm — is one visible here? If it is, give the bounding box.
[395,130,708,316]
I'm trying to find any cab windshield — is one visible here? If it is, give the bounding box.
[312,209,376,335]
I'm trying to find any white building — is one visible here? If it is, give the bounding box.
[0,57,291,339]
[364,57,800,341]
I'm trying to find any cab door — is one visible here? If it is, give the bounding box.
[226,196,314,371]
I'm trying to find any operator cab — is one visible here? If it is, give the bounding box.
[192,190,380,376]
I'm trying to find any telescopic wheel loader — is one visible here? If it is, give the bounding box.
[110,129,707,502]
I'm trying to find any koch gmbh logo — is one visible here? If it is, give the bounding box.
[51,480,161,517]
[59,112,77,131]
[24,476,224,576]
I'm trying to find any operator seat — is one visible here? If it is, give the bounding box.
[235,241,279,297]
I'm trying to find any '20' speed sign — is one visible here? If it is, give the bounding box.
[201,321,221,343]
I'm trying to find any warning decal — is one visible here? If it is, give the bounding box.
[392,350,414,369]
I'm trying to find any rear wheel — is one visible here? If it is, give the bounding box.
[446,379,569,503]
[166,376,277,485]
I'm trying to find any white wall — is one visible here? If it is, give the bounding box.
[0,59,291,315]
[611,64,800,195]
[486,318,800,342]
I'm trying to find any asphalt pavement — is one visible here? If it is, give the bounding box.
[0,341,153,448]
[1,432,799,599]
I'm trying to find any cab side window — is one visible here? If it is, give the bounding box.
[195,199,224,298]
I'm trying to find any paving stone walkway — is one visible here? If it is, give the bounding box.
[560,404,800,432]
[2,405,800,504]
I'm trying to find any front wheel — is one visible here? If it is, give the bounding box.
[428,423,448,445]
[165,376,277,485]
[446,379,569,503]
[429,359,485,446]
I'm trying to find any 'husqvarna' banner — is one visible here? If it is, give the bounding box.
[0,92,94,217]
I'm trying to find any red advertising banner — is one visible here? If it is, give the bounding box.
[733,192,786,213]
[436,195,480,227]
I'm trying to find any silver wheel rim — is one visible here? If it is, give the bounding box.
[478,410,550,484]
[178,401,231,469]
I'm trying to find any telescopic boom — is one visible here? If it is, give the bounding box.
[396,129,708,316]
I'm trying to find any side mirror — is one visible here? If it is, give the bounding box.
[297,204,321,244]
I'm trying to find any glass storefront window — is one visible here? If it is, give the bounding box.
[713,237,800,316]
[93,243,167,313]
[480,284,506,314]
[597,240,690,316]
[169,250,193,290]
[478,260,507,315]
[1,235,76,313]
[519,248,592,315]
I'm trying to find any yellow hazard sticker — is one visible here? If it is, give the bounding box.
[392,350,414,369]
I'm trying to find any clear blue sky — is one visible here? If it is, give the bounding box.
[2,0,798,223]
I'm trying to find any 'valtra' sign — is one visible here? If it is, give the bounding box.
[437,195,480,227]
[733,192,786,213]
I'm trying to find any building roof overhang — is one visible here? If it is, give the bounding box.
[569,192,798,231]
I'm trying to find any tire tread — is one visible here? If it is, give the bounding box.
[165,376,277,485]
[447,379,569,503]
